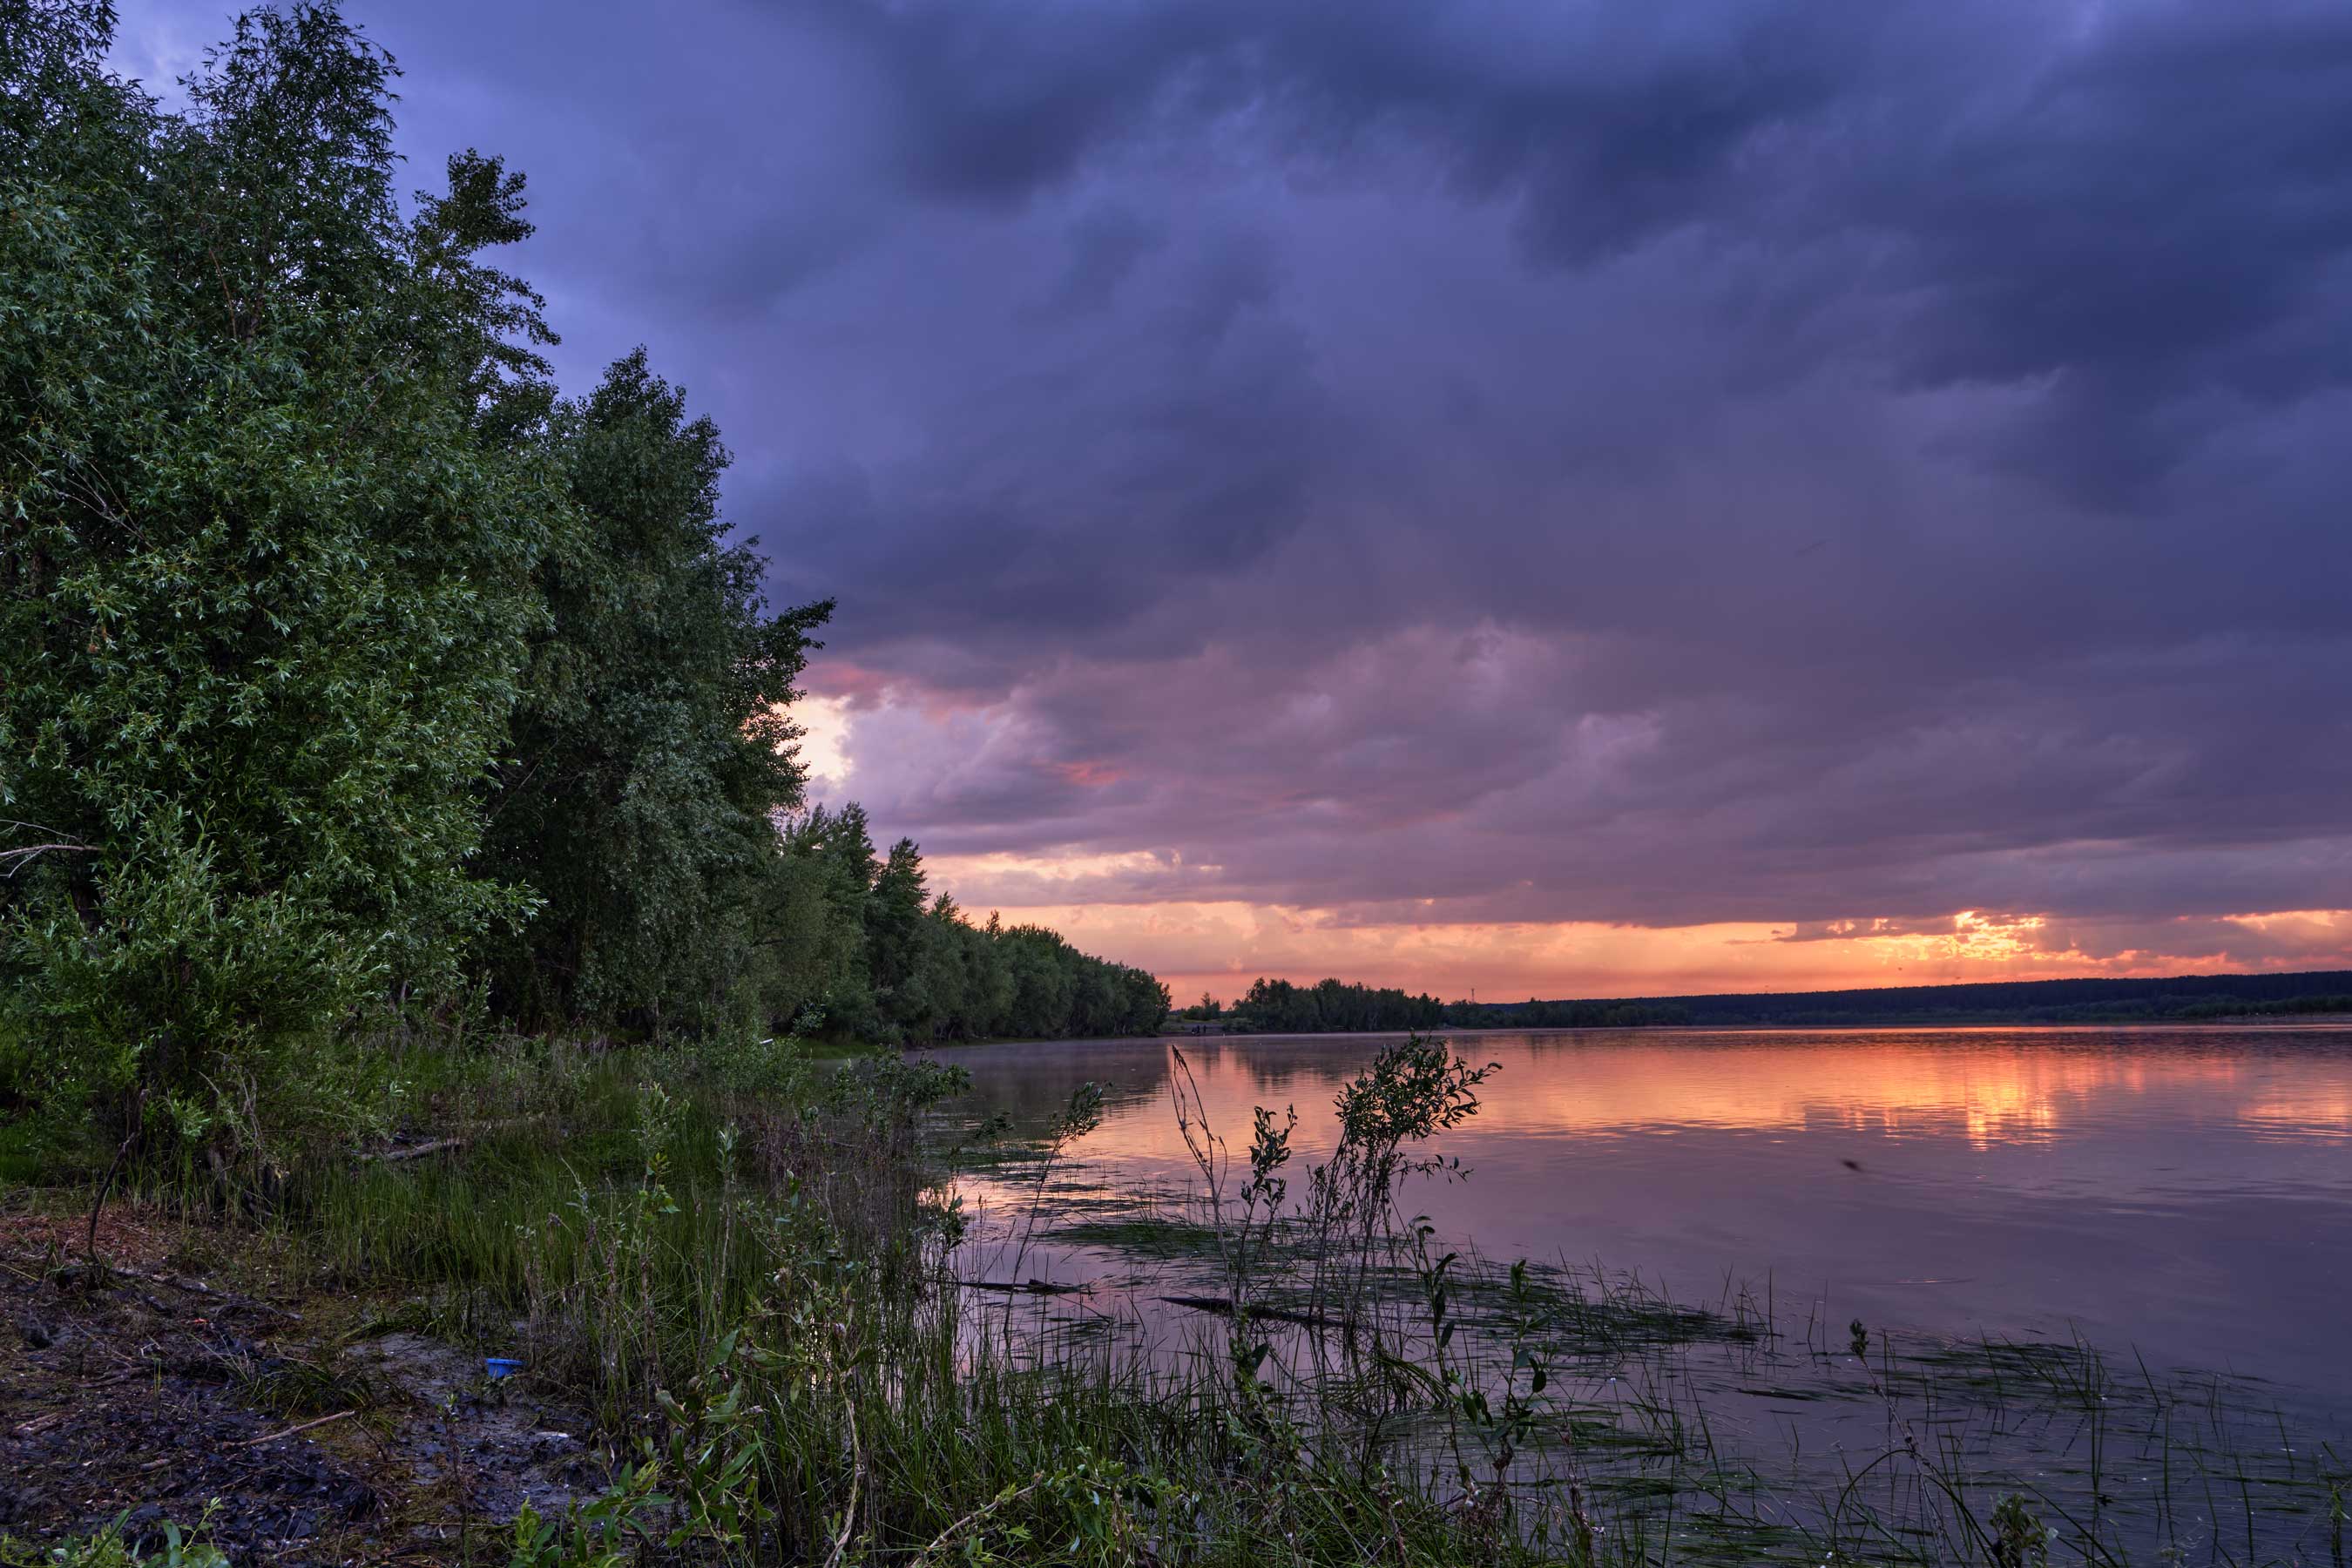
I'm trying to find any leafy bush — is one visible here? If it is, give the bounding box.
[3,1508,230,1568]
[0,3,555,1163]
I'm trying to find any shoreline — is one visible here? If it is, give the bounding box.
[9,1029,2346,1565]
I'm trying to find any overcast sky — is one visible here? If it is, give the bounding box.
[118,0,2352,999]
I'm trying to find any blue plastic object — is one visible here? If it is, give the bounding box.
[483,1356,524,1382]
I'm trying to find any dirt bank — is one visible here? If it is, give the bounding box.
[1,1205,605,1564]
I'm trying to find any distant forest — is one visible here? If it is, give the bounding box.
[1177,970,2352,1034]
[759,808,1167,1044]
[1179,977,1683,1034]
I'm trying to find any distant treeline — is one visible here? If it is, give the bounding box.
[1177,970,2352,1035]
[1176,978,1684,1034]
[764,807,1169,1044]
[1546,970,2352,1028]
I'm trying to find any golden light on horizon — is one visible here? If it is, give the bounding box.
[937,897,2352,1007]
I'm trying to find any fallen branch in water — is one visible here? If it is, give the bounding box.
[957,1277,1089,1296]
[1159,1294,1334,1329]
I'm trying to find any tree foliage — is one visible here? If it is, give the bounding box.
[762,812,1168,1044]
[1,3,558,1148]
[1222,978,1680,1034]
[0,2,1169,1164]
[473,349,832,1036]
[1226,978,1452,1035]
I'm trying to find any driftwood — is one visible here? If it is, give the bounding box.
[1158,1294,1334,1330]
[11,1409,70,1438]
[357,1137,464,1163]
[237,1408,356,1446]
[957,1277,1089,1296]
[51,1260,301,1321]
[356,1119,550,1162]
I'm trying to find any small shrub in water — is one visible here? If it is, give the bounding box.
[1990,1493,2050,1568]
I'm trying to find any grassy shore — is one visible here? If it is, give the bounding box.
[3,1033,2346,1566]
[4,1036,1581,1566]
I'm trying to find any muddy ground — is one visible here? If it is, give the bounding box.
[0,1206,607,1565]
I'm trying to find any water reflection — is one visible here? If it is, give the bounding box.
[947,1024,2352,1398]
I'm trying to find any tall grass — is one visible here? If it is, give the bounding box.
[257,1034,1587,1565]
[89,1030,2346,1566]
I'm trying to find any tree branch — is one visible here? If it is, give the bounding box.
[0,831,95,878]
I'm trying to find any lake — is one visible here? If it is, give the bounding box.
[944,1024,2352,1558]
[955,1024,2352,1395]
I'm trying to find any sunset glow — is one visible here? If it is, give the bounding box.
[934,897,2352,1004]
[797,640,2352,996]
[129,0,2352,1005]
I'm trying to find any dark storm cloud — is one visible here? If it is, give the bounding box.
[821,0,2352,502]
[847,0,1868,230]
[112,0,2352,943]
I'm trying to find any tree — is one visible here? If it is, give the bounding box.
[472,348,831,1033]
[749,807,1169,1044]
[866,838,932,1037]
[758,803,880,1036]
[1,3,561,1157]
[0,3,1171,1160]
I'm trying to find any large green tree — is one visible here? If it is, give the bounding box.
[866,836,934,1034]
[0,3,560,1152]
[474,350,832,1034]
[759,803,882,1036]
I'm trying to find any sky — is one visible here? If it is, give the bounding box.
[115,1,2352,1003]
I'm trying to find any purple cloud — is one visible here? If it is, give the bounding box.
[111,0,2352,970]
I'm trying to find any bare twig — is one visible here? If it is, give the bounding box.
[237,1408,356,1447]
[0,841,95,877]
[135,1411,352,1472]
[910,1475,1048,1566]
[84,1104,143,1271]
[824,1398,862,1568]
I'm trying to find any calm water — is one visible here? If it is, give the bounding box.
[950,1024,2352,1400]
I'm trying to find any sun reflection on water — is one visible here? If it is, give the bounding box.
[1049,1030,2304,1162]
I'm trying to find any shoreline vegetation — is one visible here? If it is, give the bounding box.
[3,8,2345,1566]
[8,1031,2348,1566]
[1166,971,2352,1036]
